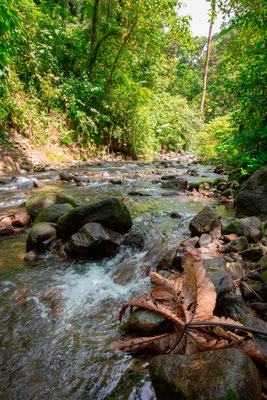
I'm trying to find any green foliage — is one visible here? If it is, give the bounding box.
[216,0,267,174]
[194,115,233,158]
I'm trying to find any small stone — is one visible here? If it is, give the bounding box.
[224,236,248,252]
[179,237,199,248]
[198,233,212,247]
[0,221,14,235]
[12,212,31,227]
[59,171,75,181]
[223,233,238,242]
[110,178,123,184]
[170,212,182,219]
[33,179,44,188]
[24,250,40,262]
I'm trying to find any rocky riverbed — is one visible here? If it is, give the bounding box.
[0,155,266,399]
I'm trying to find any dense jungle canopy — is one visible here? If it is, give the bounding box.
[0,0,266,174]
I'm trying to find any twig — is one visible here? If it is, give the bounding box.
[185,322,267,337]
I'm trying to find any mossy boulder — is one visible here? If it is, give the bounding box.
[57,197,132,236]
[149,348,261,400]
[236,166,267,218]
[26,222,57,252]
[33,203,73,225]
[26,191,81,220]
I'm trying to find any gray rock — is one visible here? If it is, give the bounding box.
[236,166,267,218]
[206,267,233,296]
[179,236,199,248]
[223,216,263,242]
[33,203,73,225]
[203,255,227,270]
[122,308,173,335]
[26,222,57,252]
[215,294,252,321]
[250,302,267,321]
[199,233,212,247]
[238,216,263,242]
[68,222,120,258]
[59,171,75,181]
[26,191,81,220]
[57,197,132,236]
[149,348,261,400]
[224,236,249,252]
[239,315,267,361]
[189,206,222,239]
[161,178,188,190]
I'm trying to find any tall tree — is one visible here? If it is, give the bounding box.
[199,0,216,120]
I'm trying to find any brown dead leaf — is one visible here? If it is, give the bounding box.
[117,254,266,363]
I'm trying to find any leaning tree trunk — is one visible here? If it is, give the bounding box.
[199,0,216,121]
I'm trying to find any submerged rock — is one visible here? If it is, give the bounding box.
[149,348,261,400]
[33,203,73,225]
[67,222,120,258]
[26,222,57,252]
[236,166,267,218]
[57,197,132,236]
[189,206,222,239]
[26,191,81,220]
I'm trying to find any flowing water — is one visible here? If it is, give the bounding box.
[0,157,233,399]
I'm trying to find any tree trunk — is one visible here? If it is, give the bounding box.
[89,0,101,75]
[97,20,138,110]
[199,0,216,121]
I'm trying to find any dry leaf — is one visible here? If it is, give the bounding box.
[117,254,266,363]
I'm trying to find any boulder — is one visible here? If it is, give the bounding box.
[26,191,81,220]
[33,203,73,225]
[122,308,173,335]
[149,348,261,400]
[26,222,57,252]
[67,222,120,258]
[161,178,188,190]
[57,197,132,236]
[189,206,222,239]
[236,166,267,218]
[223,216,263,242]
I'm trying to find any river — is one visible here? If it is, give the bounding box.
[0,156,232,399]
